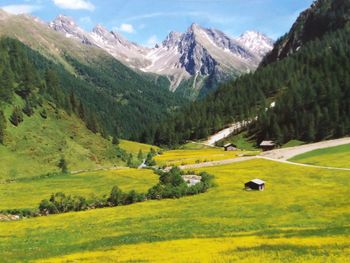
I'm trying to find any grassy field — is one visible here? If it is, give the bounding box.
[154,148,257,167]
[178,142,212,150]
[1,159,349,262]
[290,144,350,168]
[119,140,160,155]
[216,132,258,151]
[0,102,160,181]
[0,104,125,181]
[0,168,158,211]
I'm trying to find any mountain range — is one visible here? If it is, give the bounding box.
[148,0,350,147]
[49,15,273,97]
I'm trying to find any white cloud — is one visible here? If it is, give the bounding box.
[115,23,135,34]
[52,0,95,11]
[1,4,41,15]
[145,35,159,48]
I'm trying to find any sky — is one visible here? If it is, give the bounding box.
[0,0,315,47]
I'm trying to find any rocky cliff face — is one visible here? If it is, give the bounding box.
[49,16,273,95]
[261,0,350,66]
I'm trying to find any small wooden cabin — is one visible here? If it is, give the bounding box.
[224,143,237,151]
[260,140,276,151]
[245,179,265,191]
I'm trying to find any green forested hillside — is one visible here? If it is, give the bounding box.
[0,37,184,141]
[146,0,350,147]
[0,12,185,140]
[0,38,163,179]
[261,0,350,65]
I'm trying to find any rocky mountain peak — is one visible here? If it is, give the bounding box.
[49,14,93,44]
[51,15,76,29]
[49,16,273,94]
[189,23,202,32]
[162,31,183,49]
[237,30,274,58]
[92,24,109,35]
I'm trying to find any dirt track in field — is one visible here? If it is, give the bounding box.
[180,137,350,170]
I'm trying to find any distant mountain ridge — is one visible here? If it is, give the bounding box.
[144,0,350,147]
[0,10,184,140]
[49,15,273,95]
[261,0,350,66]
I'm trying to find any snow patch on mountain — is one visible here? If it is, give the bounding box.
[49,15,274,91]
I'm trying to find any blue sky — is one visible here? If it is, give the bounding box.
[0,0,314,47]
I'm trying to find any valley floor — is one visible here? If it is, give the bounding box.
[1,139,350,262]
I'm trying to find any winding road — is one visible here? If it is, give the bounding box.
[180,137,350,170]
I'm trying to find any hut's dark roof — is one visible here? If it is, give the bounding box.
[246,179,265,185]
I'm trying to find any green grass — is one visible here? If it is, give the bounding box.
[0,168,158,211]
[0,102,128,181]
[1,159,349,262]
[216,132,258,151]
[154,148,257,167]
[282,140,305,148]
[119,140,159,155]
[178,142,212,150]
[290,144,350,168]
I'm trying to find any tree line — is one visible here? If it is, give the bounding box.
[142,25,350,147]
[1,167,214,217]
[0,37,185,145]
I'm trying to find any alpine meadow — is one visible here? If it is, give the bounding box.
[0,0,350,262]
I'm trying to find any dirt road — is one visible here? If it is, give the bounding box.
[179,156,257,170]
[204,120,252,146]
[260,137,350,160]
[180,137,350,170]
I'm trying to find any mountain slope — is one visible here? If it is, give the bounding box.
[0,37,162,180]
[147,0,350,147]
[261,0,350,66]
[0,11,183,139]
[49,16,273,97]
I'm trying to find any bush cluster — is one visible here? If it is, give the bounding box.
[37,167,213,216]
[147,167,213,200]
[38,188,146,215]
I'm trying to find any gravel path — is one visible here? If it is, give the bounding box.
[180,137,350,170]
[260,137,350,161]
[257,156,350,171]
[179,156,257,169]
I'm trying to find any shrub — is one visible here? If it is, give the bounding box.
[108,186,125,206]
[58,157,68,173]
[9,107,24,126]
[39,199,58,215]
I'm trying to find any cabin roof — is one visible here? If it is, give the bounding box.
[224,143,236,147]
[260,140,275,146]
[249,179,265,185]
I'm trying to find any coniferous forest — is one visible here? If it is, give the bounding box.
[0,38,184,142]
[144,25,350,147]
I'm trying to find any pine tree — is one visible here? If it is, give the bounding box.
[0,66,14,102]
[137,150,143,161]
[22,99,34,117]
[0,110,6,144]
[78,102,85,120]
[58,157,68,174]
[86,113,100,134]
[69,91,77,114]
[112,136,120,145]
[9,107,24,126]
